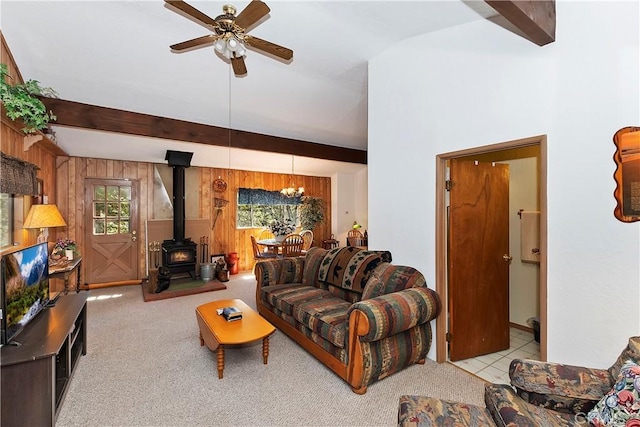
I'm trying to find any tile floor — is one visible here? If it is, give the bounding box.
[450,327,540,384]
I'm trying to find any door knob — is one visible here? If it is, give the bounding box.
[502,254,513,262]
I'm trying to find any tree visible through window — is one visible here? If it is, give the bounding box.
[237,188,301,229]
[92,185,131,235]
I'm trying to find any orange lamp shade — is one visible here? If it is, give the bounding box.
[23,204,67,229]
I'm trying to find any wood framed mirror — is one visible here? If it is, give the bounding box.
[613,126,640,222]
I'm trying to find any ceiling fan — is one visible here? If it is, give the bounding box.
[165,0,293,76]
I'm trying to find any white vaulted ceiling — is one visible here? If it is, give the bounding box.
[0,1,497,175]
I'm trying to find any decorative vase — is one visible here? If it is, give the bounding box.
[225,252,239,275]
[65,249,74,260]
[275,234,286,243]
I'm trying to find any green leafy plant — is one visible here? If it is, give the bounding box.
[53,238,77,256]
[0,63,57,134]
[268,217,295,236]
[300,196,325,230]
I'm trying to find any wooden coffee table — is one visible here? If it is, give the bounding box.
[195,298,275,379]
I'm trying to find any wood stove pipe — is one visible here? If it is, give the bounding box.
[165,150,193,243]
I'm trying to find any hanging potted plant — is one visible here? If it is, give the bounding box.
[300,196,325,230]
[0,63,57,134]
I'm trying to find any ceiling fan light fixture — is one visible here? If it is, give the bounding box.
[166,0,292,76]
[214,39,226,53]
[215,34,246,59]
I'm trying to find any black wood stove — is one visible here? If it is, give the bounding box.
[161,150,197,280]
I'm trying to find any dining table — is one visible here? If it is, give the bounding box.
[256,239,283,256]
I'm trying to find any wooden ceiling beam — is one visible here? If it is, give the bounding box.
[40,97,367,164]
[485,0,555,46]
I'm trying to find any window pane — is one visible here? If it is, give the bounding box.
[120,202,130,218]
[94,186,105,200]
[93,219,105,235]
[237,205,251,228]
[0,194,13,247]
[120,186,131,201]
[284,205,298,223]
[107,202,119,217]
[119,220,130,233]
[236,188,302,230]
[94,202,106,218]
[107,220,119,234]
[106,186,119,201]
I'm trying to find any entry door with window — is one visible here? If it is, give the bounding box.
[85,179,139,284]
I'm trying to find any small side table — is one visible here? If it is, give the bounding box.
[49,257,83,294]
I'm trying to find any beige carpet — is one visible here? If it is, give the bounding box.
[56,272,487,427]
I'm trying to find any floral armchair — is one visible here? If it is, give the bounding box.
[398,336,640,426]
[509,336,640,425]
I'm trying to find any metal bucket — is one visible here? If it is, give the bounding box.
[200,263,214,282]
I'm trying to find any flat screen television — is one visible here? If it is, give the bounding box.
[0,242,50,345]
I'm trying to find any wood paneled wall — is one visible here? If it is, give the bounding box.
[1,32,59,250]
[58,157,331,280]
[3,31,331,281]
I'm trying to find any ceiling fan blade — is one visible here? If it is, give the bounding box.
[234,0,270,30]
[165,0,218,28]
[244,36,293,61]
[231,56,248,76]
[170,34,217,51]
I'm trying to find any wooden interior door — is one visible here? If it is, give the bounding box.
[85,179,139,284]
[448,160,510,361]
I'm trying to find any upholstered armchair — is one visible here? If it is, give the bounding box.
[399,336,640,426]
[509,336,640,424]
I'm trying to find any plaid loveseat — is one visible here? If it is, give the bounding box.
[254,246,441,394]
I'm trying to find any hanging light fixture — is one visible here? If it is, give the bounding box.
[281,155,304,198]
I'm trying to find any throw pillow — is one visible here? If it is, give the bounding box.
[609,337,640,380]
[587,360,640,426]
[317,247,391,293]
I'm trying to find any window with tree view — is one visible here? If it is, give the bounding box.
[92,185,131,235]
[237,188,301,229]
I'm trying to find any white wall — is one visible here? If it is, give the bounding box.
[369,1,640,365]
[331,170,368,245]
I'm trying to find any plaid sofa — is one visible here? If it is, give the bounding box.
[254,246,441,394]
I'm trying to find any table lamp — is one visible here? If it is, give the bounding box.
[23,204,67,243]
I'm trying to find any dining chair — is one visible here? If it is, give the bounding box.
[347,229,363,238]
[258,229,275,241]
[281,234,304,257]
[251,235,277,260]
[347,236,367,248]
[299,229,314,254]
[346,228,364,248]
[322,234,339,250]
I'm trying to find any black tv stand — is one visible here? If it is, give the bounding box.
[1,293,88,426]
